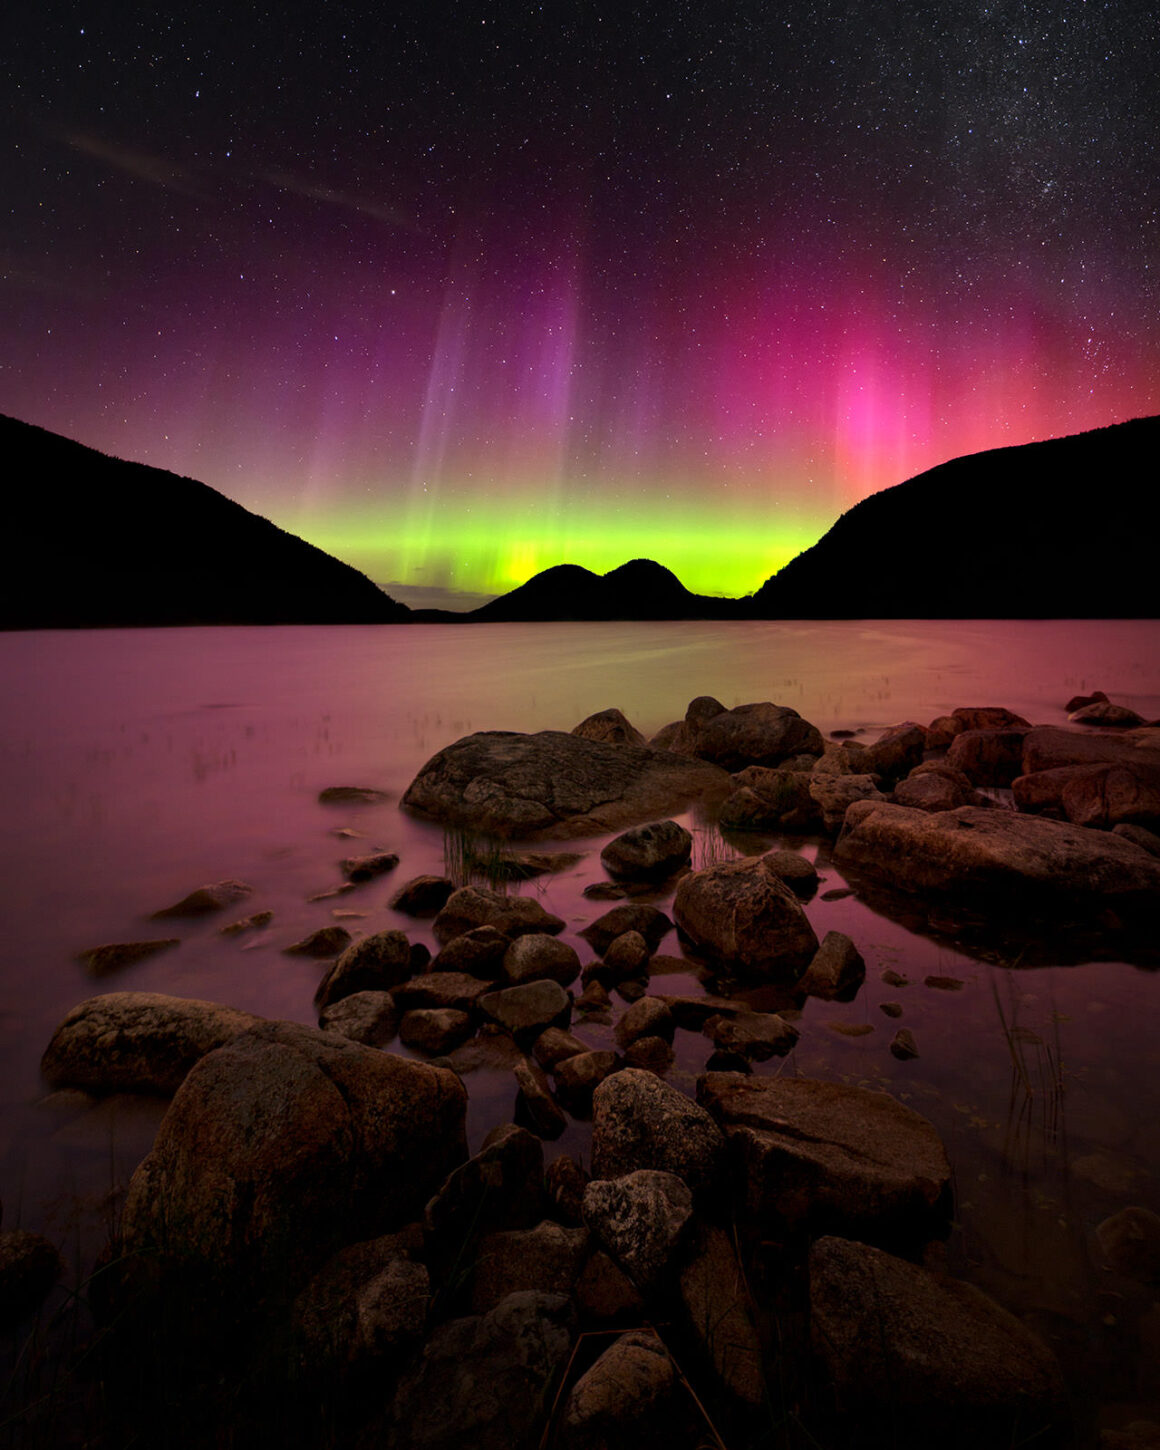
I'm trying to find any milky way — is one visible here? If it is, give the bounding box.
[2,1,1157,600]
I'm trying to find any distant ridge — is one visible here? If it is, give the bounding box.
[751,415,1159,619]
[0,415,409,628]
[461,559,747,621]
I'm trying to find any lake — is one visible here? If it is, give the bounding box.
[2,617,1160,1437]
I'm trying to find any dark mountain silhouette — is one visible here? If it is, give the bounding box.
[1,415,410,628]
[463,558,747,621]
[751,416,1159,619]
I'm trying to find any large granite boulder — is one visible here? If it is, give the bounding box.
[810,1236,1066,1446]
[834,800,1160,922]
[1021,725,1160,774]
[433,886,566,944]
[809,772,886,833]
[946,727,1031,787]
[677,1222,765,1406]
[591,1069,726,1195]
[315,930,415,1009]
[600,820,692,879]
[119,1021,467,1298]
[1059,762,1160,830]
[402,730,730,838]
[681,699,825,770]
[41,992,263,1095]
[697,1074,950,1240]
[672,855,819,977]
[556,1329,694,1450]
[571,708,647,747]
[581,1171,693,1293]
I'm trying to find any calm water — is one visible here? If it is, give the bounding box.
[3,618,1160,1433]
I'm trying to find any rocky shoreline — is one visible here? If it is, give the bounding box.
[5,691,1160,1447]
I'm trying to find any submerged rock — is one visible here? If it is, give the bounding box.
[76,938,179,976]
[402,730,730,838]
[151,879,253,918]
[318,786,391,805]
[283,925,352,957]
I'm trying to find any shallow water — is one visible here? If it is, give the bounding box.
[2,618,1160,1437]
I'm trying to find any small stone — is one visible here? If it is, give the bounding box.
[514,1058,568,1139]
[623,1036,674,1074]
[600,820,692,880]
[890,1028,919,1059]
[76,939,179,976]
[283,925,352,957]
[925,975,964,991]
[307,883,356,901]
[603,930,651,977]
[614,997,674,1048]
[880,1001,903,1018]
[829,1022,874,1037]
[318,786,390,804]
[219,910,274,936]
[341,851,400,882]
[881,969,910,987]
[151,879,252,918]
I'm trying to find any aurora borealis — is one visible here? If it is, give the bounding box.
[3,3,1158,604]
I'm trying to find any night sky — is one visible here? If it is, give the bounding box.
[3,2,1158,605]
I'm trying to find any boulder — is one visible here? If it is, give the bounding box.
[614,997,674,1047]
[952,706,1031,732]
[893,762,977,812]
[623,1036,674,1073]
[385,1291,575,1450]
[425,1124,545,1247]
[514,1058,568,1139]
[591,1069,726,1195]
[924,715,964,749]
[556,1330,691,1450]
[120,1021,467,1297]
[1060,763,1160,830]
[434,886,566,944]
[581,1170,693,1293]
[677,1223,764,1405]
[553,1050,619,1110]
[835,800,1160,922]
[946,728,1031,787]
[600,820,692,880]
[0,1230,62,1331]
[1022,725,1160,775]
[1095,1206,1160,1284]
[1115,823,1160,858]
[809,1236,1065,1444]
[571,708,646,747]
[151,879,253,918]
[672,855,819,977]
[721,769,817,831]
[502,933,581,987]
[392,972,495,1013]
[864,722,926,782]
[402,730,730,838]
[532,1027,590,1070]
[41,992,263,1095]
[283,925,352,957]
[602,931,651,978]
[318,990,399,1047]
[809,773,886,833]
[702,1011,798,1060]
[389,875,456,915]
[684,700,824,770]
[697,1073,950,1240]
[798,930,866,1000]
[1070,701,1145,727]
[398,1008,474,1055]
[580,905,673,955]
[75,939,179,976]
[315,929,415,1010]
[478,981,572,1042]
[433,925,511,977]
[341,851,400,882]
[470,1221,589,1311]
[761,848,818,897]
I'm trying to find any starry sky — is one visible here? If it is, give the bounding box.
[3,2,1158,605]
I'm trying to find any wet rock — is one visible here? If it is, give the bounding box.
[654,993,746,1029]
[798,930,866,1000]
[571,708,646,747]
[553,1050,619,1110]
[318,786,391,805]
[398,1008,474,1055]
[880,1001,904,1019]
[1071,701,1145,727]
[289,1234,428,1379]
[602,930,651,978]
[925,975,964,990]
[894,762,978,812]
[318,990,399,1047]
[41,991,263,1095]
[470,1221,589,1311]
[614,996,674,1047]
[697,1073,950,1240]
[881,968,910,987]
[890,1027,919,1060]
[121,1022,467,1299]
[1060,763,1160,830]
[575,981,612,1016]
[152,879,253,918]
[532,1026,590,1070]
[1065,690,1108,713]
[514,1058,567,1139]
[809,772,887,833]
[1022,725,1160,775]
[219,910,274,936]
[426,1124,545,1247]
[591,1068,726,1195]
[546,1154,589,1226]
[389,875,456,916]
[809,1236,1066,1445]
[478,980,572,1042]
[582,881,629,901]
[582,1170,693,1293]
[684,699,825,770]
[952,706,1031,732]
[600,820,692,880]
[834,800,1160,923]
[0,1230,62,1330]
[502,933,581,988]
[762,849,819,897]
[434,886,566,944]
[672,855,819,978]
[623,1036,674,1073]
[283,925,352,957]
[392,971,495,1013]
[580,904,673,955]
[402,730,730,839]
[677,1222,764,1405]
[556,1329,691,1450]
[341,851,400,882]
[1095,1206,1160,1285]
[925,715,965,749]
[76,938,180,976]
[315,929,414,1010]
[433,925,511,977]
[615,978,646,1003]
[703,1011,798,1060]
[864,722,927,782]
[727,765,818,829]
[947,728,1032,787]
[385,1291,575,1450]
[829,1021,873,1037]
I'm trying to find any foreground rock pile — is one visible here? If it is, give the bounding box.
[20,688,1160,1446]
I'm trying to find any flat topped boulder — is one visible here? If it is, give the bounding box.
[697,1073,950,1240]
[402,730,730,838]
[835,800,1160,920]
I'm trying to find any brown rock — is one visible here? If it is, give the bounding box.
[315,929,414,1009]
[0,1230,62,1331]
[341,851,399,882]
[502,933,581,987]
[580,905,673,955]
[553,1050,619,1109]
[685,700,824,770]
[318,990,398,1047]
[946,728,1031,787]
[398,1008,473,1055]
[470,1221,588,1312]
[545,1154,589,1226]
[571,708,646,747]
[615,996,675,1047]
[532,1026,590,1070]
[703,1010,799,1060]
[591,1068,726,1195]
[478,980,572,1041]
[557,1329,690,1450]
[761,849,819,897]
[514,1058,567,1139]
[433,925,511,977]
[672,855,819,978]
[798,930,866,1000]
[392,971,495,1013]
[1095,1206,1160,1284]
[677,1222,764,1405]
[581,1171,693,1292]
[283,925,352,957]
[890,1027,919,1060]
[152,879,253,918]
[390,875,456,915]
[75,938,180,976]
[809,772,887,833]
[318,786,391,804]
[623,1036,674,1073]
[434,886,566,944]
[600,820,692,879]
